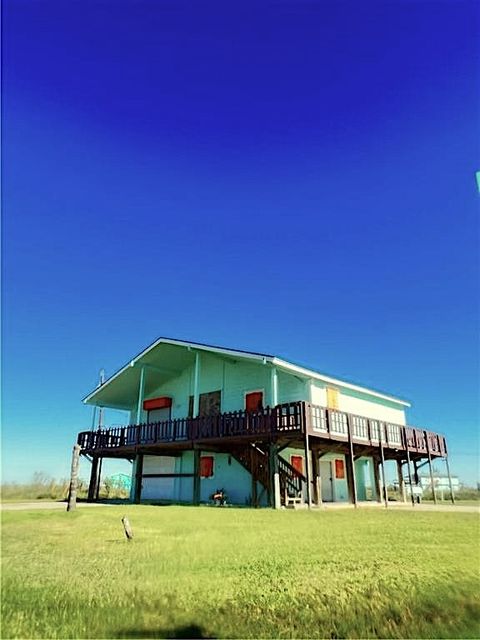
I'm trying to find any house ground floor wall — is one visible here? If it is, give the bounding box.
[279,448,373,503]
[133,451,259,506]
[132,448,379,505]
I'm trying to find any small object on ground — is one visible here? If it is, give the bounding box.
[122,516,134,540]
[210,488,227,506]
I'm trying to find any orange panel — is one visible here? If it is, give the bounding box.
[143,396,172,411]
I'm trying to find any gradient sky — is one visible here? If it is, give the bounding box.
[2,0,479,486]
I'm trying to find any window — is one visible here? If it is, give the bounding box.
[245,391,263,413]
[290,455,304,475]
[327,387,339,410]
[335,459,345,479]
[188,390,222,418]
[200,456,214,478]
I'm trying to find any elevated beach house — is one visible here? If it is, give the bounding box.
[77,337,454,507]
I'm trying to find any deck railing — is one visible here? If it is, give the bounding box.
[77,401,447,457]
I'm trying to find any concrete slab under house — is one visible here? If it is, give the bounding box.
[75,337,455,509]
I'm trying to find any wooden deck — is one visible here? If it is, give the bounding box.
[77,401,447,459]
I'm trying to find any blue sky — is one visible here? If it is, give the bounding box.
[2,0,479,486]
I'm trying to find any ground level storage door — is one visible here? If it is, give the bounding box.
[319,460,334,502]
[141,456,176,500]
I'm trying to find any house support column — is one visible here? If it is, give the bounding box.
[269,444,281,509]
[251,475,258,507]
[311,449,322,506]
[95,457,103,500]
[396,459,406,502]
[372,458,382,503]
[193,448,201,505]
[405,444,415,506]
[87,455,100,502]
[413,460,419,485]
[133,453,144,504]
[270,366,278,407]
[425,431,437,504]
[346,415,358,507]
[445,455,455,505]
[135,366,146,424]
[193,353,201,418]
[303,421,313,509]
[379,425,388,507]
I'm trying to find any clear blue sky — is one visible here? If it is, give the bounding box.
[2,0,479,486]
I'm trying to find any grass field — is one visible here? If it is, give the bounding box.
[2,506,479,639]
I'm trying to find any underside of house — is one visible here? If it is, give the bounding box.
[76,338,454,508]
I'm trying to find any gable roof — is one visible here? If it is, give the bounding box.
[83,336,411,407]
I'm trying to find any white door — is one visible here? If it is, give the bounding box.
[320,460,334,502]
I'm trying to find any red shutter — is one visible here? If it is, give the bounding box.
[245,392,263,413]
[143,397,172,411]
[290,455,304,475]
[335,459,345,479]
[200,456,214,478]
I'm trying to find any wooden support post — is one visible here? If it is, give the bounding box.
[133,453,144,504]
[87,455,100,502]
[311,449,322,506]
[303,424,313,509]
[269,444,281,509]
[193,448,201,505]
[425,431,437,504]
[95,457,103,501]
[405,445,415,506]
[413,460,419,485]
[379,426,388,508]
[445,455,455,505]
[396,459,406,502]
[346,415,358,507]
[67,444,81,511]
[251,475,258,508]
[372,458,382,503]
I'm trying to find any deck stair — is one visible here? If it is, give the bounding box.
[278,456,306,507]
[228,444,306,506]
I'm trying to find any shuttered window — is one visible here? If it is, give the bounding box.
[245,391,263,413]
[326,387,339,410]
[200,456,214,478]
[188,391,222,418]
[335,459,345,479]
[290,455,304,476]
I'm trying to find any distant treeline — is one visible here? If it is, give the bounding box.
[1,472,130,501]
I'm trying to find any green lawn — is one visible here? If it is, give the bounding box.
[2,506,479,639]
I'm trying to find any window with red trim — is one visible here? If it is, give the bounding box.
[200,456,214,478]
